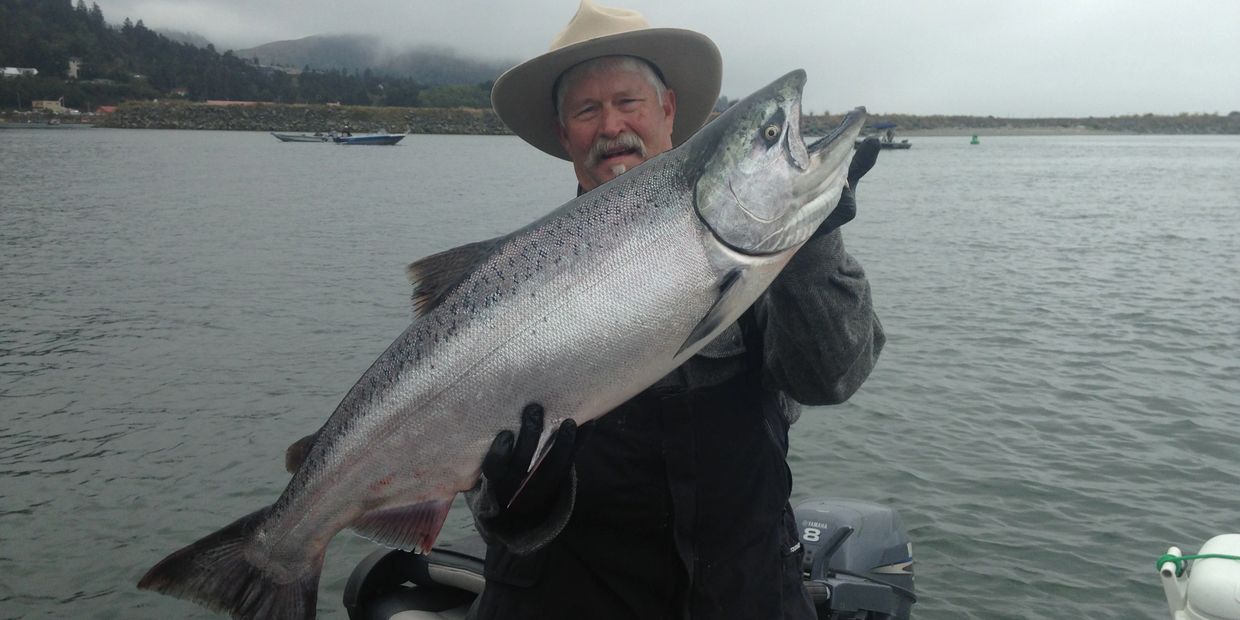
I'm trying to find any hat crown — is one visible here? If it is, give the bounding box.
[549,0,651,51]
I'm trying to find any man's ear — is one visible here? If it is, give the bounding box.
[663,89,677,124]
[555,118,570,152]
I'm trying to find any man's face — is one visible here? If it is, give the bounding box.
[556,67,677,192]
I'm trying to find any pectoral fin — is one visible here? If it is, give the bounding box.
[676,269,750,357]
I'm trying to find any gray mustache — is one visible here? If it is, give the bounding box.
[586,133,647,169]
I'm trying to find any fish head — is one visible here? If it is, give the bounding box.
[691,69,866,255]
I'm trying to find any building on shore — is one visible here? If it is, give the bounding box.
[32,98,78,114]
[2,67,39,78]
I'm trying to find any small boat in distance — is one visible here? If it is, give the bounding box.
[333,132,405,146]
[875,122,911,150]
[271,131,331,143]
[271,130,406,145]
[855,121,911,150]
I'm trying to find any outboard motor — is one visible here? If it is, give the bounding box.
[345,497,914,620]
[794,497,915,620]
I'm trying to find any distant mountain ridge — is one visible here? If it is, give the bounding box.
[154,28,213,49]
[235,34,517,86]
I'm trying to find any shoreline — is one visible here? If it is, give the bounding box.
[4,103,1237,136]
[897,127,1132,137]
[6,125,1219,138]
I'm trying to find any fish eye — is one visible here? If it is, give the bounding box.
[758,108,786,147]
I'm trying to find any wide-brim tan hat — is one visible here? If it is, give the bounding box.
[491,0,722,161]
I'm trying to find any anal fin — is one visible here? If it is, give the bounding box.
[351,498,454,555]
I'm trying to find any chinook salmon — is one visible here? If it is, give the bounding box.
[138,69,866,619]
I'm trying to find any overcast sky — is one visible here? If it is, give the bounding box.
[93,0,1239,117]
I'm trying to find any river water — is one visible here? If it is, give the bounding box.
[1,128,1237,619]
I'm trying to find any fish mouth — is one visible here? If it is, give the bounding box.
[807,107,868,156]
[795,107,868,199]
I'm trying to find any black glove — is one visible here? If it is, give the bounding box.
[820,137,880,233]
[480,403,578,537]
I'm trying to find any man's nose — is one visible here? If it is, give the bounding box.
[599,105,627,137]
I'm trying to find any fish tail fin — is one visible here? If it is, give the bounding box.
[137,506,323,620]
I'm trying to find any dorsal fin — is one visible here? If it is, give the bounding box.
[406,236,505,318]
[284,432,317,474]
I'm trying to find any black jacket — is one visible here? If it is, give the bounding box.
[469,227,884,620]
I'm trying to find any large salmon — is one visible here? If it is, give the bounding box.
[138,69,866,619]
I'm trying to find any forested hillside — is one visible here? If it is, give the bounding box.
[0,0,490,110]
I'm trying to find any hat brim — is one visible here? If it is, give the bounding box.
[491,28,722,161]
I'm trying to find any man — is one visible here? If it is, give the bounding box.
[465,2,885,619]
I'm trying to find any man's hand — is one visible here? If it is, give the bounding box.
[480,403,578,536]
[820,137,880,233]
[848,136,881,190]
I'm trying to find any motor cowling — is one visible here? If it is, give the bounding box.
[794,497,915,620]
